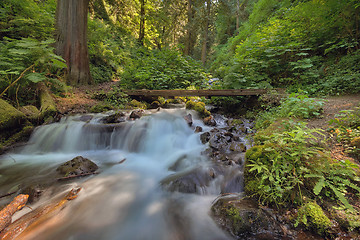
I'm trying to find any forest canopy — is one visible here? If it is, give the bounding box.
[0,0,359,104]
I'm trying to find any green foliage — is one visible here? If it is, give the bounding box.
[210,0,360,95]
[255,92,324,130]
[0,37,66,101]
[92,86,130,109]
[120,48,209,90]
[245,122,326,206]
[0,0,56,40]
[245,96,359,210]
[87,18,136,83]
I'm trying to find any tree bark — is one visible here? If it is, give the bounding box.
[184,0,196,56]
[139,0,146,45]
[201,0,210,65]
[55,0,92,86]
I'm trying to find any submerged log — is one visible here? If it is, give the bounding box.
[0,194,29,232]
[0,188,81,240]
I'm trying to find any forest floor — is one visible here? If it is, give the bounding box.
[54,81,117,114]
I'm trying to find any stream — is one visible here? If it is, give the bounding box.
[0,109,246,240]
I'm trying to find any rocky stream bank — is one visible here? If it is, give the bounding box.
[1,86,360,239]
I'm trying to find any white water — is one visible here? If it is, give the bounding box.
[0,110,236,240]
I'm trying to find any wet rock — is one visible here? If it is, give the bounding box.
[21,185,43,204]
[195,126,203,133]
[129,109,144,119]
[183,113,193,127]
[200,132,210,144]
[102,112,126,123]
[161,167,217,193]
[56,156,98,177]
[211,196,284,239]
[150,101,161,109]
[229,142,246,152]
[78,115,93,122]
[203,115,217,126]
[209,132,230,151]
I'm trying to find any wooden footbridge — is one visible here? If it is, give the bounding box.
[123,89,284,98]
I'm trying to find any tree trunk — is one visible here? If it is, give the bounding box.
[184,0,195,56]
[139,0,146,45]
[201,0,210,65]
[236,0,240,30]
[55,0,92,86]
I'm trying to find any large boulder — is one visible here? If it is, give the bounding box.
[56,156,98,177]
[0,99,26,131]
[211,196,284,239]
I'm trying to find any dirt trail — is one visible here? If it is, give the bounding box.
[306,94,360,129]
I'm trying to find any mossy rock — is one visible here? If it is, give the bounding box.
[89,103,113,113]
[185,100,211,118]
[39,83,57,119]
[211,196,283,239]
[56,156,98,177]
[331,208,360,232]
[19,105,40,124]
[128,99,147,109]
[0,99,26,131]
[296,201,332,235]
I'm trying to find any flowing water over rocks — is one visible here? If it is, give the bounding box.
[0,109,252,240]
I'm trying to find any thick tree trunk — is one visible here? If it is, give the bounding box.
[201,0,210,65]
[55,0,92,86]
[139,0,146,45]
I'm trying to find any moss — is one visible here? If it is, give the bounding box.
[297,202,332,235]
[157,97,166,105]
[185,100,211,117]
[39,83,57,119]
[0,99,26,131]
[89,103,113,113]
[19,105,40,124]
[225,206,244,225]
[166,98,182,104]
[245,145,266,162]
[229,119,244,126]
[3,125,34,146]
[128,99,147,109]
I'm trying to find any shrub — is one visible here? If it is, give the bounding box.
[255,92,324,130]
[120,48,209,90]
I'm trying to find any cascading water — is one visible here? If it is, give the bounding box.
[0,109,244,240]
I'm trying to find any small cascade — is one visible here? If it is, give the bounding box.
[0,109,246,240]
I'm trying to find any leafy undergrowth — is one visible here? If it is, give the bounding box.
[245,92,360,237]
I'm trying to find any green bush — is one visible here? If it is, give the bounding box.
[120,48,209,90]
[88,18,136,83]
[255,92,324,130]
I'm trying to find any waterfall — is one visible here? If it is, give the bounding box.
[0,110,241,240]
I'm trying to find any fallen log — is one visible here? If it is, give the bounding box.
[0,194,29,232]
[0,188,81,240]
